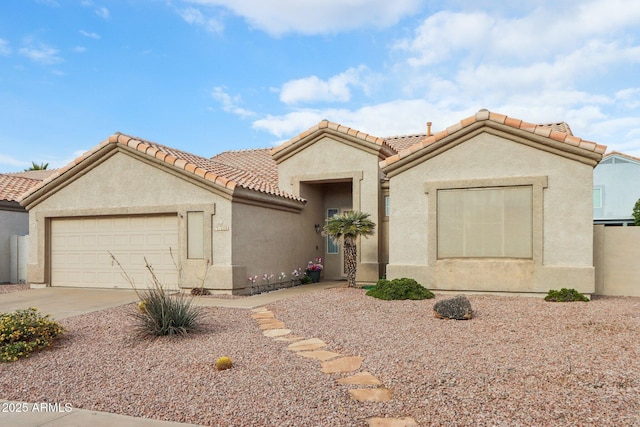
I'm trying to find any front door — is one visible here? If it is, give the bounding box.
[324,208,348,279]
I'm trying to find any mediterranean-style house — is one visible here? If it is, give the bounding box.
[0,170,56,283]
[19,109,606,295]
[593,151,640,226]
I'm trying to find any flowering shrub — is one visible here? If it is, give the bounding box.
[306,257,323,271]
[0,308,64,362]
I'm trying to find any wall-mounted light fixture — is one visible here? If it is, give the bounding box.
[314,224,322,233]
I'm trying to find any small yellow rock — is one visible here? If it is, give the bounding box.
[137,301,147,313]
[215,356,233,371]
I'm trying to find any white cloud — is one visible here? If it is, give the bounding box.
[280,66,370,105]
[0,154,29,169]
[79,30,101,39]
[395,0,640,67]
[0,39,11,56]
[251,100,472,140]
[73,46,87,53]
[185,0,422,36]
[19,43,63,65]
[211,87,256,118]
[178,7,223,33]
[95,7,110,19]
[616,88,640,109]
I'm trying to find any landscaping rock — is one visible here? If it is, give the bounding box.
[433,295,473,320]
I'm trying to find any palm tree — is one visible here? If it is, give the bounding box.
[323,211,375,288]
[25,161,49,171]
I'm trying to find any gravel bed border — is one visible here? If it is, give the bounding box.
[1,288,639,426]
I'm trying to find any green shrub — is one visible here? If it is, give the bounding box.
[544,288,590,302]
[0,308,65,362]
[300,275,313,284]
[633,198,640,226]
[366,278,435,300]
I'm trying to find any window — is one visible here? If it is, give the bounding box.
[593,188,602,209]
[327,208,339,254]
[437,186,533,258]
[187,211,204,259]
[385,196,391,216]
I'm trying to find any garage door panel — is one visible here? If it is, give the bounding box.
[51,215,179,289]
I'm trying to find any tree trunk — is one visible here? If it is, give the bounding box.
[344,241,357,287]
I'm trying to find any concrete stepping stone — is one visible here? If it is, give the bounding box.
[257,317,281,325]
[260,321,286,330]
[337,371,382,385]
[366,417,418,427]
[274,335,305,342]
[287,338,327,351]
[251,312,275,319]
[296,350,342,361]
[349,388,392,402]
[250,307,268,313]
[263,328,291,337]
[320,356,363,373]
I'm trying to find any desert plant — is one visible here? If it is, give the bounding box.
[191,287,211,296]
[215,356,233,371]
[110,253,202,337]
[633,198,640,226]
[24,161,48,171]
[0,308,65,362]
[544,288,590,302]
[300,274,313,284]
[366,278,435,300]
[323,211,376,287]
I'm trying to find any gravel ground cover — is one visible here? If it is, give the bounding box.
[0,284,30,294]
[1,287,639,426]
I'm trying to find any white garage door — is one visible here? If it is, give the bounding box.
[51,215,179,289]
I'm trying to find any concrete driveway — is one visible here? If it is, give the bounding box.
[0,287,140,319]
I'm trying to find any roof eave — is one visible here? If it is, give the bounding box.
[271,121,393,164]
[382,120,605,178]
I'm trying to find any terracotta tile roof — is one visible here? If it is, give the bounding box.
[538,122,573,135]
[271,119,395,158]
[6,169,59,180]
[384,134,428,153]
[212,148,278,184]
[602,151,640,163]
[380,109,606,168]
[20,133,304,203]
[0,173,43,202]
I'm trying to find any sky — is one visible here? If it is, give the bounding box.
[1,0,639,172]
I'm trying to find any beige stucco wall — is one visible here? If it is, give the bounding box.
[0,209,29,283]
[594,225,640,297]
[387,132,596,294]
[25,150,233,290]
[231,201,311,294]
[276,135,383,283]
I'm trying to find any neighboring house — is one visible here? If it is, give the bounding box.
[593,151,640,225]
[0,170,56,283]
[19,109,605,295]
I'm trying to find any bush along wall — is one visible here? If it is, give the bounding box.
[544,288,590,302]
[366,278,435,300]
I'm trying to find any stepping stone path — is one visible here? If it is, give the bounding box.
[249,307,417,427]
